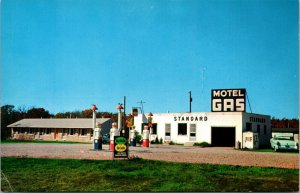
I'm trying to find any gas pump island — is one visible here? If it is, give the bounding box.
[91,102,149,156]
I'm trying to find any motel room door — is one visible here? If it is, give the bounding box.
[54,128,59,139]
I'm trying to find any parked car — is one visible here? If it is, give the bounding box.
[102,133,110,144]
[270,133,298,152]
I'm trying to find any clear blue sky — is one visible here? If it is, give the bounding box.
[2,0,299,118]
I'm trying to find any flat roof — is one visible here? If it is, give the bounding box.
[138,112,270,117]
[7,118,112,129]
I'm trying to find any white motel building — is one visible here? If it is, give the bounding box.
[7,118,113,142]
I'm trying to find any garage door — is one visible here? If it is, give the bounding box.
[211,127,235,147]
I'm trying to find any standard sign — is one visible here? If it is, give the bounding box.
[211,89,246,112]
[114,136,128,158]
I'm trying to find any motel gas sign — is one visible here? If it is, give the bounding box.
[211,88,246,112]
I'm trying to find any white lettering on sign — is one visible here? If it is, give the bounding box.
[213,89,245,97]
[212,99,222,111]
[235,98,245,111]
[211,89,246,112]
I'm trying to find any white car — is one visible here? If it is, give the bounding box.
[270,133,298,152]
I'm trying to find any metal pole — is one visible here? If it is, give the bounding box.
[123,96,126,138]
[93,110,96,129]
[189,91,192,113]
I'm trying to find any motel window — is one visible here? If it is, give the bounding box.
[178,123,187,135]
[246,122,252,131]
[165,124,171,136]
[264,125,267,135]
[45,128,51,134]
[80,129,87,136]
[29,128,34,134]
[190,124,196,137]
[69,128,75,135]
[257,125,260,133]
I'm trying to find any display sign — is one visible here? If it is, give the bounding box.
[211,88,246,112]
[113,136,128,158]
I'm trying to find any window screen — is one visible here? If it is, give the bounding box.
[190,124,196,137]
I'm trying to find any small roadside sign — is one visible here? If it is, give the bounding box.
[113,136,128,158]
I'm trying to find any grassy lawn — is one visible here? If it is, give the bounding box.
[240,148,299,154]
[1,157,298,192]
[1,140,91,144]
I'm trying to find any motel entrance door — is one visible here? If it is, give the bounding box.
[211,127,235,147]
[54,129,59,140]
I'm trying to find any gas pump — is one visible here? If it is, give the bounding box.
[142,125,150,147]
[109,122,119,151]
[130,126,136,146]
[93,123,102,150]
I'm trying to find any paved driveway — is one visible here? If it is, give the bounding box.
[1,143,298,169]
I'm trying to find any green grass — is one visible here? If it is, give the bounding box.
[1,140,91,144]
[1,157,298,192]
[240,148,299,154]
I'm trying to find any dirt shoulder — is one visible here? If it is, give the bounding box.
[1,143,298,169]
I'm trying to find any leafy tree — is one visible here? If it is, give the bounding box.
[271,117,299,128]
[1,105,18,139]
[82,109,93,118]
[26,107,51,118]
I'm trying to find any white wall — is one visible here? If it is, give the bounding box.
[134,112,271,148]
[134,112,244,145]
[242,113,271,148]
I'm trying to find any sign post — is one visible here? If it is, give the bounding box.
[113,136,128,158]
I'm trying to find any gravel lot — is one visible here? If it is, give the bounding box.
[1,143,298,169]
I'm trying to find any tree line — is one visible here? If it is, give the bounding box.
[271,117,299,129]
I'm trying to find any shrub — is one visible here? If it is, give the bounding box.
[155,137,159,144]
[135,132,142,144]
[159,138,163,144]
[193,141,211,147]
[169,141,175,145]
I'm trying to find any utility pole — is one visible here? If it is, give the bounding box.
[123,96,129,140]
[189,91,192,113]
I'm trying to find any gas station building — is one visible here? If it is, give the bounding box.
[134,112,271,148]
[134,88,272,148]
